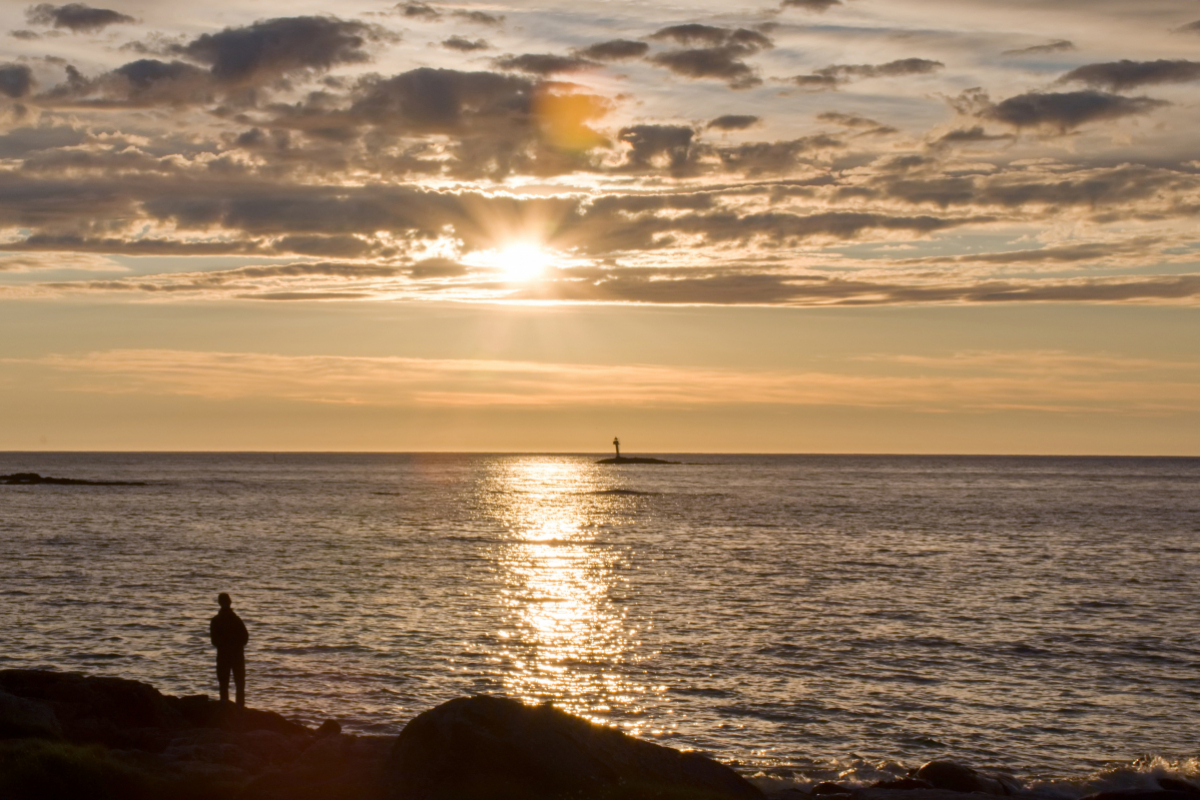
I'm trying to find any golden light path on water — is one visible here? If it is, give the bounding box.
[480,458,667,736]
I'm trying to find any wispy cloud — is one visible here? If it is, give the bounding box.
[15,349,1200,414]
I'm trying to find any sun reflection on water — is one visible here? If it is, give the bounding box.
[481,458,657,733]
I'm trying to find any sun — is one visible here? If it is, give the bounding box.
[467,242,555,281]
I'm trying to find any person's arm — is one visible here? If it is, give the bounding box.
[209,617,218,647]
[236,617,248,649]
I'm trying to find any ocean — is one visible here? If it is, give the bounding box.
[2,453,1198,794]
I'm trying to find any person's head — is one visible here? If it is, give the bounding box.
[217,593,232,609]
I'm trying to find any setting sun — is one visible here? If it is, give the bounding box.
[468,243,556,282]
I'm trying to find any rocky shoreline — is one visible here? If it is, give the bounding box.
[1,670,1196,800]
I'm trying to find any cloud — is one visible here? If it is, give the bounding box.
[0,64,34,98]
[0,252,126,272]
[714,135,842,175]
[781,0,841,10]
[817,111,897,136]
[397,2,440,20]
[792,58,943,90]
[442,36,488,52]
[706,115,760,131]
[1002,40,1074,56]
[25,3,134,33]
[452,10,503,25]
[1175,20,1200,34]
[617,124,695,172]
[649,26,773,89]
[515,270,1200,308]
[178,16,389,85]
[576,40,649,61]
[930,126,1013,147]
[493,54,599,76]
[25,348,1200,413]
[1057,59,1200,91]
[986,90,1169,131]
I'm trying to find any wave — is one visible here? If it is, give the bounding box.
[749,755,1200,800]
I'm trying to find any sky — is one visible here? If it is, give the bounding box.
[1,0,1198,453]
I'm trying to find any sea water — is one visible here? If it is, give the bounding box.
[1,453,1198,793]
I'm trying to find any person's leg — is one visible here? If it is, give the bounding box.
[233,653,246,708]
[217,653,231,703]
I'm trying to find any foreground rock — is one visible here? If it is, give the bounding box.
[0,669,364,800]
[1,672,764,800]
[912,761,1020,795]
[386,694,763,800]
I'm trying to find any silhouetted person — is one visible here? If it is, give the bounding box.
[209,593,249,707]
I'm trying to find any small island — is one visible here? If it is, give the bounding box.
[0,472,146,486]
[596,437,678,465]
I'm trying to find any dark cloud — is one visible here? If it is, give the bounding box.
[41,57,215,108]
[493,54,599,76]
[931,126,1014,147]
[899,237,1162,266]
[350,67,533,135]
[10,30,43,40]
[618,124,695,173]
[111,59,212,103]
[817,111,898,135]
[0,64,35,99]
[442,36,489,52]
[793,58,943,91]
[26,3,134,33]
[178,16,387,85]
[1058,59,1200,91]
[409,257,469,278]
[875,164,1196,211]
[398,2,440,20]
[271,235,375,258]
[452,10,503,25]
[1175,20,1200,34]
[0,125,87,158]
[707,115,761,131]
[1002,40,1074,56]
[516,270,1200,307]
[714,135,842,175]
[651,25,771,49]
[576,40,649,61]
[648,27,773,90]
[987,90,1168,131]
[781,0,841,10]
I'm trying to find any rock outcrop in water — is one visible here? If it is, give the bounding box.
[0,472,146,486]
[595,456,678,465]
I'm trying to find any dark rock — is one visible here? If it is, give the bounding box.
[384,695,763,800]
[1083,792,1197,800]
[914,762,1015,795]
[318,720,343,737]
[873,778,935,791]
[596,457,678,465]
[0,669,187,749]
[0,472,145,486]
[812,781,854,795]
[0,670,311,751]
[1159,780,1200,796]
[0,689,62,739]
[166,693,312,739]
